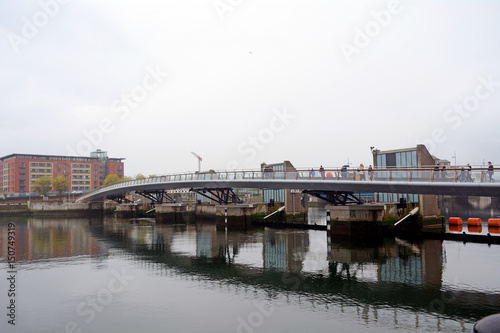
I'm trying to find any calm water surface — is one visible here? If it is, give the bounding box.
[1,216,500,333]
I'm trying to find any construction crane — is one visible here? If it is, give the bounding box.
[191,152,202,172]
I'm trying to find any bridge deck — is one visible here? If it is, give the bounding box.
[77,169,500,202]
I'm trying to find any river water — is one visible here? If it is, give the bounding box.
[1,216,499,333]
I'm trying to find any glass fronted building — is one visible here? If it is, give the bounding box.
[260,161,303,213]
[373,145,435,203]
[262,162,287,203]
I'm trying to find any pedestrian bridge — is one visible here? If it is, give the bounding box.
[76,167,500,202]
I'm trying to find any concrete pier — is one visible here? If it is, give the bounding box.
[155,203,195,224]
[195,204,217,222]
[115,203,140,218]
[215,204,258,230]
[327,204,384,243]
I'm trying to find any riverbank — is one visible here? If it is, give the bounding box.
[0,202,114,218]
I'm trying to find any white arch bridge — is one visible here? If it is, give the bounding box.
[76,167,500,204]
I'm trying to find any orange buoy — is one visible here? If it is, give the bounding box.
[467,218,482,226]
[487,218,500,227]
[468,225,482,233]
[449,224,463,233]
[488,226,500,234]
[448,217,463,225]
[326,172,333,178]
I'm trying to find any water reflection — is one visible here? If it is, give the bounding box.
[1,217,500,332]
[0,218,103,263]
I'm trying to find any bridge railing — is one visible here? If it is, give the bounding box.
[112,168,493,186]
[82,167,496,199]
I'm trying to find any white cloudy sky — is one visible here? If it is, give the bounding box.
[1,0,499,176]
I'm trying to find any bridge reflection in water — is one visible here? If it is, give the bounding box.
[2,217,499,332]
[96,219,500,330]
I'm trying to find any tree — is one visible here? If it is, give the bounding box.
[135,173,146,180]
[52,175,68,197]
[149,174,159,178]
[103,174,121,186]
[32,176,52,196]
[121,176,133,181]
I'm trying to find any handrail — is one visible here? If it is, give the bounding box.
[73,163,500,203]
[85,166,497,195]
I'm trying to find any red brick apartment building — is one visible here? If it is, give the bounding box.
[0,150,124,196]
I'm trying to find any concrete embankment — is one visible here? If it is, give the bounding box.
[0,203,31,217]
[0,201,116,218]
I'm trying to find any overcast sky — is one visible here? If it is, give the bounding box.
[1,0,499,176]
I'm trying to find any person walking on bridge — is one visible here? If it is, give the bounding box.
[341,165,348,178]
[319,165,325,179]
[488,161,495,182]
[441,165,447,179]
[466,164,473,182]
[459,168,466,182]
[358,164,366,181]
[434,163,440,179]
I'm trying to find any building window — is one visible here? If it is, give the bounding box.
[72,163,91,168]
[64,170,67,175]
[64,164,68,168]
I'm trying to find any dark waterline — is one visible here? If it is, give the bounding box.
[1,216,499,333]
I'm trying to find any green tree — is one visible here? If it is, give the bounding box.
[103,174,121,186]
[121,176,133,181]
[149,174,159,178]
[32,176,53,196]
[135,173,146,180]
[52,175,68,197]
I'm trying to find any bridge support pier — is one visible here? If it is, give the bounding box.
[115,203,140,218]
[215,204,257,230]
[327,204,384,244]
[156,203,195,224]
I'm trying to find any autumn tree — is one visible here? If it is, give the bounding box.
[52,175,68,197]
[102,174,121,186]
[32,176,52,196]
